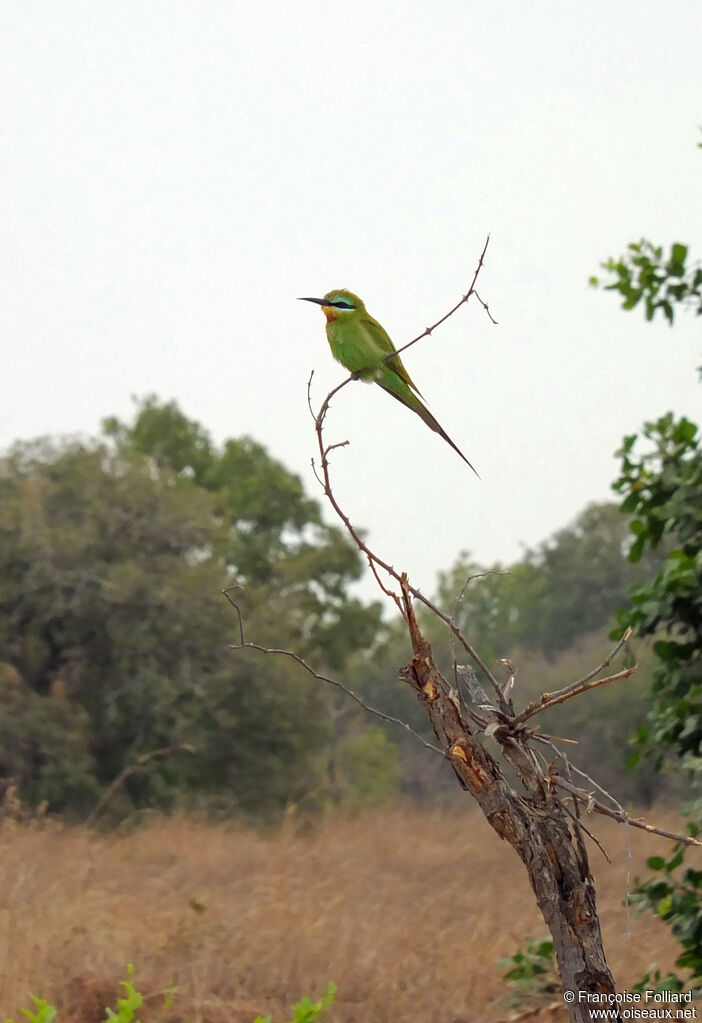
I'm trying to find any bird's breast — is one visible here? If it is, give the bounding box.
[327,319,384,378]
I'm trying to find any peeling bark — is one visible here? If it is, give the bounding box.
[399,580,622,1023]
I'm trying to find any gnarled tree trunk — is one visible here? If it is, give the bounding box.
[399,580,621,1023]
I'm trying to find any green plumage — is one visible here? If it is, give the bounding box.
[299,289,478,476]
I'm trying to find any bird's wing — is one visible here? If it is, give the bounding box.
[361,314,424,397]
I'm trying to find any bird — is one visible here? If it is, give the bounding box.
[299,289,478,476]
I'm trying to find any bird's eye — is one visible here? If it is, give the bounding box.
[333,298,355,309]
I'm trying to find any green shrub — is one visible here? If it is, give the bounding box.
[499,935,559,1008]
[6,967,335,1023]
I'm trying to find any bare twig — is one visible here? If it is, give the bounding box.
[84,745,194,826]
[533,740,611,862]
[222,587,444,757]
[306,238,495,461]
[449,566,508,659]
[522,665,639,722]
[313,423,510,711]
[310,311,511,715]
[515,629,635,724]
[472,291,497,324]
[366,556,405,616]
[532,731,579,745]
[533,732,628,816]
[555,627,633,693]
[562,799,613,864]
[561,760,628,815]
[390,235,496,361]
[555,777,702,848]
[536,743,613,864]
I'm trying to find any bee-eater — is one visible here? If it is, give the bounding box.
[299,289,478,475]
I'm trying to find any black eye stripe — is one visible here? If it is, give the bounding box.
[332,300,355,309]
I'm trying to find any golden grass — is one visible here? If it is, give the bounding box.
[0,806,695,1022]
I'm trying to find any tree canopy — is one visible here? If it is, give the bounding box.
[0,400,382,818]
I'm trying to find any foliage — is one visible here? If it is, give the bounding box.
[5,994,56,1023]
[0,665,98,813]
[615,422,701,991]
[1,391,680,817]
[632,964,685,997]
[613,414,702,771]
[401,502,666,804]
[433,502,664,664]
[498,214,701,999]
[336,727,401,807]
[4,967,155,1023]
[0,437,225,814]
[630,837,702,993]
[5,972,335,1023]
[5,967,335,1023]
[614,415,702,993]
[0,392,690,820]
[253,982,337,1023]
[0,399,382,819]
[103,966,143,1022]
[499,936,559,1008]
[590,240,702,325]
[105,396,381,669]
[595,213,702,992]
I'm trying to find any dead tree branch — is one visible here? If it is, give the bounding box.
[299,258,632,1020]
[395,575,621,1020]
[222,587,443,757]
[389,235,497,363]
[228,250,698,1021]
[554,777,702,848]
[516,628,635,724]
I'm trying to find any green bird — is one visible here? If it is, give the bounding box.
[299,289,478,476]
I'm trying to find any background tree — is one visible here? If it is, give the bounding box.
[373,502,667,804]
[0,396,685,820]
[0,402,383,818]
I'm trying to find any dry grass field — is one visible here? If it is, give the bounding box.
[0,805,693,1022]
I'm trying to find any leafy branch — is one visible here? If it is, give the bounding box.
[590,240,702,325]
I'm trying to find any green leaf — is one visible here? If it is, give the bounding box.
[629,536,645,563]
[666,851,684,872]
[623,290,643,310]
[670,243,688,270]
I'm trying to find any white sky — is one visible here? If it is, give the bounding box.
[2,1,700,600]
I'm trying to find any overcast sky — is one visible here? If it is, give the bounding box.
[2,1,700,601]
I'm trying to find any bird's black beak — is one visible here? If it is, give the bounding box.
[298,297,327,305]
